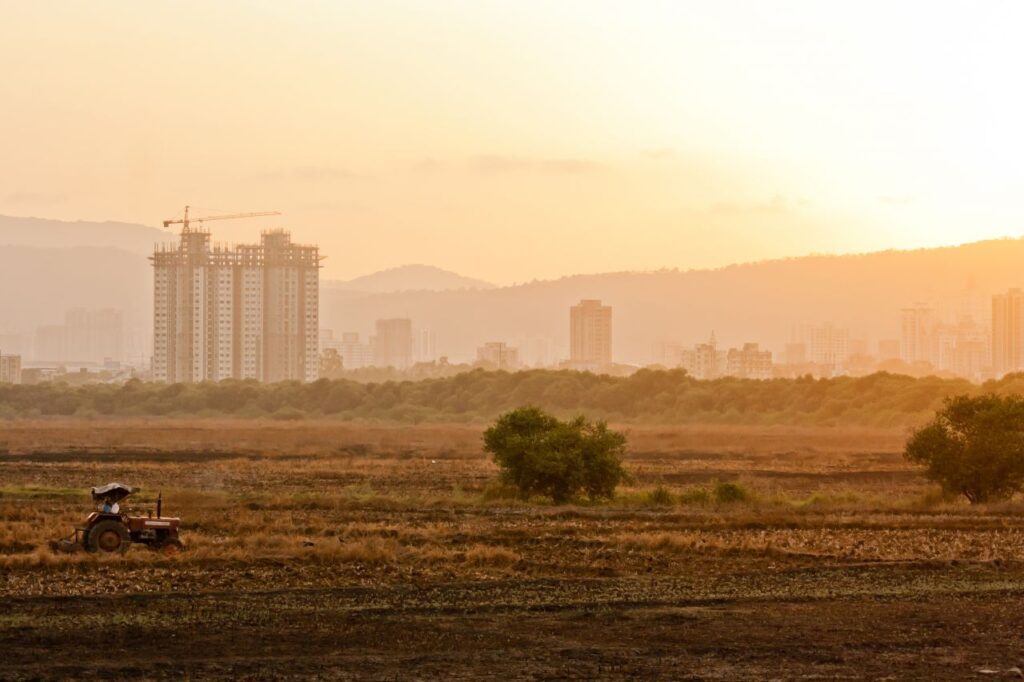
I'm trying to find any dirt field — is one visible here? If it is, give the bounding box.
[3,419,1024,680]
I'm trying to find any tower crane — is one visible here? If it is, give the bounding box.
[162,205,281,232]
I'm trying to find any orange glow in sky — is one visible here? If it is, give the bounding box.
[3,1,1023,282]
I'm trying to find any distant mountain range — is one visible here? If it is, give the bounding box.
[1,213,1022,365]
[0,214,168,255]
[325,264,495,293]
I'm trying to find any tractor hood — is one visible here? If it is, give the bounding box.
[91,483,135,503]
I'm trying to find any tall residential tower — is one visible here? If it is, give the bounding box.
[569,299,612,370]
[993,288,1024,377]
[152,226,320,383]
[373,318,414,369]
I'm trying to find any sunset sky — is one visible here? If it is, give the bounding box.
[3,1,1023,283]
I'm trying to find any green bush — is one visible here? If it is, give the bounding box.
[645,485,674,506]
[482,406,627,503]
[905,394,1024,503]
[713,480,750,504]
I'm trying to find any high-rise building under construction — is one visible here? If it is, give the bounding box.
[152,226,320,383]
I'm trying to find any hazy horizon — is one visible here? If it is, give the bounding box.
[5,2,1024,283]
[5,210,1024,287]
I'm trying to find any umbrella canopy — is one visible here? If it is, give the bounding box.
[91,483,135,503]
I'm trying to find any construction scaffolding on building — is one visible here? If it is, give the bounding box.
[151,208,322,383]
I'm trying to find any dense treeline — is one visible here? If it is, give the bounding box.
[3,369,1024,426]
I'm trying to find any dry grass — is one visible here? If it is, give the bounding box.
[614,526,1024,562]
[464,544,520,567]
[3,418,1022,590]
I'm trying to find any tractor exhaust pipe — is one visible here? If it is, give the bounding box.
[157,492,162,519]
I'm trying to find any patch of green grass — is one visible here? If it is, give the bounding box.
[644,485,675,507]
[713,481,751,504]
[0,485,84,499]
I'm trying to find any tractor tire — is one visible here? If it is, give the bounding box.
[154,538,184,556]
[86,520,130,554]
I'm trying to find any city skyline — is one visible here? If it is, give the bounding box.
[0,254,1018,384]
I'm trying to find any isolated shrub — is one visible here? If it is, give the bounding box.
[482,406,627,503]
[713,481,750,504]
[645,485,674,506]
[905,394,1024,504]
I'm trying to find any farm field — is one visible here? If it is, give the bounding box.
[3,419,1024,679]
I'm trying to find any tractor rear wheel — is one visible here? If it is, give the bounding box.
[86,520,129,554]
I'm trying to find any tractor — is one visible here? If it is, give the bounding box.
[52,483,184,555]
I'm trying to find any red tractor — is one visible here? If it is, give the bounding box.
[53,483,184,555]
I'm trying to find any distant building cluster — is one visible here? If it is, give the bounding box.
[774,323,855,379]
[772,293,993,382]
[651,311,986,382]
[319,299,608,377]
[34,308,124,364]
[477,341,520,370]
[152,227,320,383]
[321,320,426,371]
[898,303,989,381]
[652,335,772,379]
[320,331,373,369]
[0,309,142,385]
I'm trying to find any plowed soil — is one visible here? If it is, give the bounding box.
[3,420,1023,680]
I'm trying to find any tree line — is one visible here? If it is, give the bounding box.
[5,368,1024,425]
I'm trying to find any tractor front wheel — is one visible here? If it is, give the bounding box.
[86,520,129,554]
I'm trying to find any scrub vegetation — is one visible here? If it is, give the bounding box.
[7,369,1024,425]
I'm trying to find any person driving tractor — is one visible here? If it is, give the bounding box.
[51,483,184,555]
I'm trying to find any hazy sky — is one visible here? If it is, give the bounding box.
[3,1,1024,283]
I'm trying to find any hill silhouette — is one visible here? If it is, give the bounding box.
[325,264,495,293]
[0,213,167,255]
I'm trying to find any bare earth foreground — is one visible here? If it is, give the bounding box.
[4,420,1024,680]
